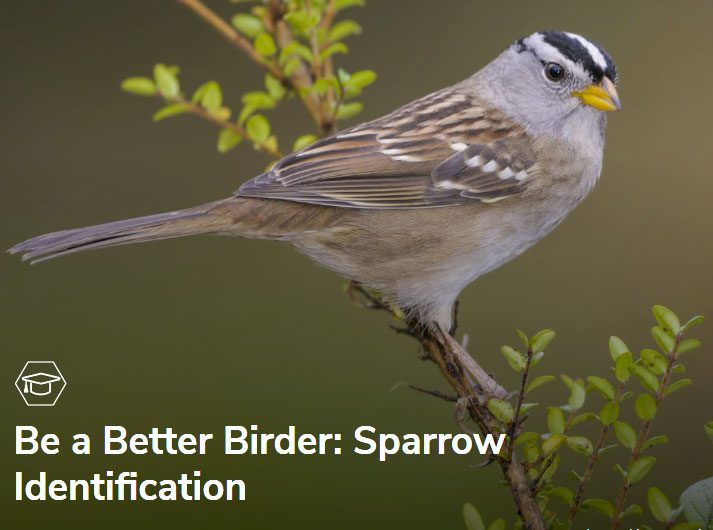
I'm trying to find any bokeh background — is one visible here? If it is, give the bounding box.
[2,1,712,528]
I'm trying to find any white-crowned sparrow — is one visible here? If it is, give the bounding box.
[10,30,620,332]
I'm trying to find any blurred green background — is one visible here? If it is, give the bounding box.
[2,1,712,528]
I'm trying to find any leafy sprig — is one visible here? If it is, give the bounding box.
[122,0,376,159]
[462,305,707,529]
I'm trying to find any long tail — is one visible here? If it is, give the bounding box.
[8,198,240,264]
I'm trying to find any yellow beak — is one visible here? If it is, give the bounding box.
[572,77,621,112]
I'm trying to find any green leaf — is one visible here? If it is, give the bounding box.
[520,402,539,413]
[487,399,514,424]
[652,326,676,354]
[628,456,656,484]
[279,41,314,64]
[238,103,255,125]
[530,351,545,366]
[284,10,319,34]
[320,42,348,59]
[522,443,540,464]
[241,91,276,110]
[614,421,637,450]
[609,336,630,360]
[599,443,618,454]
[569,380,586,411]
[262,135,278,154]
[515,330,529,348]
[334,0,366,11]
[199,81,222,112]
[635,394,658,420]
[526,375,555,394]
[600,401,620,426]
[547,407,566,434]
[487,519,505,530]
[531,329,556,353]
[121,77,157,96]
[231,14,264,38]
[254,32,277,56]
[653,305,681,334]
[282,57,302,77]
[293,134,318,152]
[217,128,242,153]
[680,315,705,333]
[581,499,614,518]
[648,487,673,522]
[153,63,180,98]
[191,83,208,104]
[329,20,362,41]
[542,434,567,455]
[615,351,634,382]
[335,101,363,120]
[664,379,692,396]
[670,523,707,530]
[264,74,286,101]
[705,423,713,446]
[345,69,377,90]
[587,376,616,401]
[681,478,713,525]
[631,365,660,393]
[501,345,526,372]
[462,503,485,530]
[152,103,188,122]
[312,76,340,96]
[547,486,574,506]
[643,435,668,450]
[515,432,539,446]
[566,436,593,456]
[640,348,668,375]
[613,463,627,478]
[678,339,701,355]
[570,412,598,427]
[621,504,644,518]
[246,114,271,144]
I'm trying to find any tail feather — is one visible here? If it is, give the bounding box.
[8,199,229,264]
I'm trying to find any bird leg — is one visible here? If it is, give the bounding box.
[438,331,509,400]
[345,280,508,400]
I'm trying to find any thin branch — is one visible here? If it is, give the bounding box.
[177,0,283,81]
[274,15,325,130]
[407,384,458,402]
[423,332,546,530]
[507,347,534,460]
[609,335,682,529]
[163,94,284,159]
[320,0,338,132]
[439,332,508,400]
[178,0,328,134]
[568,382,625,523]
[349,285,545,530]
[530,410,576,493]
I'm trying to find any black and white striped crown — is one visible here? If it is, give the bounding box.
[515,31,618,83]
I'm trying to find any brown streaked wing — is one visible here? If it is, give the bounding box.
[236,85,533,209]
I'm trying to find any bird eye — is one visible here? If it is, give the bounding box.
[545,62,565,81]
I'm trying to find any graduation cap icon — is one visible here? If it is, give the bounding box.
[21,372,62,396]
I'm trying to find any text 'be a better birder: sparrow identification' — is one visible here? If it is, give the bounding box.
[16,425,505,502]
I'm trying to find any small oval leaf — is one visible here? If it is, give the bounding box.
[462,503,485,530]
[628,456,656,484]
[648,487,673,522]
[635,394,658,420]
[121,77,157,96]
[614,421,638,450]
